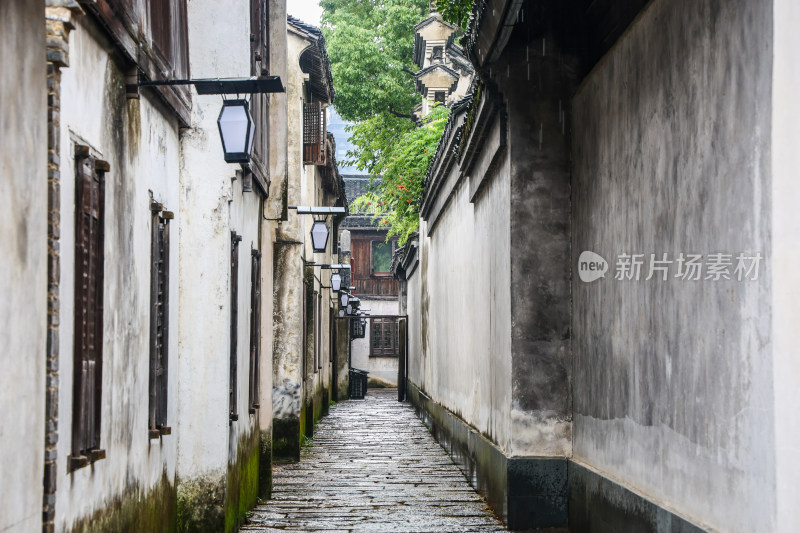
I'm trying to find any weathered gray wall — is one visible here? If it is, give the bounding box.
[497,36,577,459]
[572,0,774,531]
[0,2,47,531]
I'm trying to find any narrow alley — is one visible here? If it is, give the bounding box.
[4,0,800,532]
[243,390,507,532]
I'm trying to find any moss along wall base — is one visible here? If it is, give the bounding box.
[68,472,176,533]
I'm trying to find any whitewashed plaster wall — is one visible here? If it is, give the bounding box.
[55,15,180,531]
[178,0,261,494]
[0,2,47,531]
[771,1,800,530]
[411,157,512,454]
[351,298,400,385]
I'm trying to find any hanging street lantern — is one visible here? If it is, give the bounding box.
[310,220,329,253]
[340,292,350,307]
[338,309,345,318]
[217,99,255,163]
[346,304,353,315]
[330,272,342,292]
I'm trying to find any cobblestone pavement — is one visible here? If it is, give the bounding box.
[243,388,507,532]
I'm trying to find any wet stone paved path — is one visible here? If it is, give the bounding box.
[243,389,508,532]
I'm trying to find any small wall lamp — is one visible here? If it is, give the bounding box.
[288,206,346,255]
[135,76,284,165]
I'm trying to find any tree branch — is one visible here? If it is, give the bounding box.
[388,105,415,120]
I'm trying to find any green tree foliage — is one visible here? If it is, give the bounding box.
[321,0,464,245]
[437,0,474,28]
[320,0,427,122]
[350,105,449,245]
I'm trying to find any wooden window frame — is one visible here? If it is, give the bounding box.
[370,317,398,358]
[351,318,366,339]
[248,248,262,414]
[148,201,172,439]
[371,240,394,277]
[313,292,321,373]
[230,232,242,422]
[70,146,108,471]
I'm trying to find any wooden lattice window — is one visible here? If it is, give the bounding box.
[148,202,172,438]
[230,232,242,421]
[351,318,366,339]
[370,318,398,357]
[303,102,326,165]
[70,146,108,470]
[248,249,262,413]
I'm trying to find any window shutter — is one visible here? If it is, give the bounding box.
[249,249,262,412]
[71,147,107,466]
[149,205,171,437]
[230,232,242,421]
[149,0,190,79]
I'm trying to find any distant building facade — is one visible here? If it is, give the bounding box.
[342,176,400,386]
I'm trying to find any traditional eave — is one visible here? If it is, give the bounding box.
[322,133,348,216]
[462,0,523,69]
[288,15,335,103]
[391,234,419,281]
[342,175,381,229]
[446,41,474,75]
[420,95,472,232]
[414,63,460,96]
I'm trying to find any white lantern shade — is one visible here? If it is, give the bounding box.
[346,304,353,315]
[217,99,255,163]
[340,292,349,307]
[310,220,329,253]
[338,309,345,318]
[331,273,342,292]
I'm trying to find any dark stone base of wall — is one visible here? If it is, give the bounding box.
[322,388,330,417]
[258,429,272,499]
[406,381,705,533]
[406,382,568,530]
[273,417,301,462]
[568,462,706,533]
